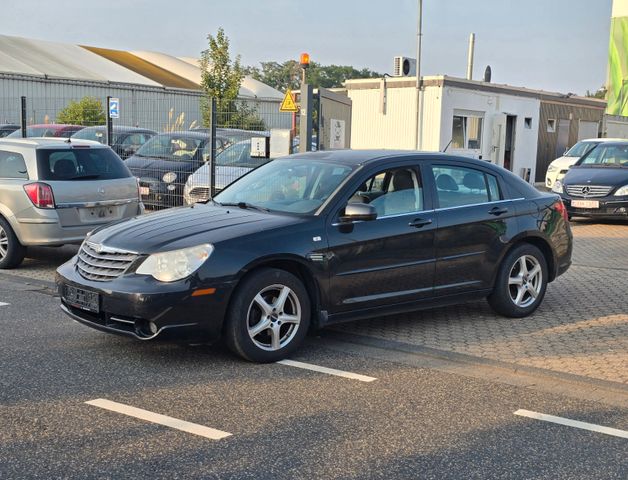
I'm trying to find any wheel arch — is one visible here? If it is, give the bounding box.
[499,233,557,283]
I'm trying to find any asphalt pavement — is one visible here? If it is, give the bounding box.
[1,280,626,479]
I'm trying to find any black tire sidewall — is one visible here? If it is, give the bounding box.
[225,268,311,362]
[488,244,548,318]
[0,217,25,269]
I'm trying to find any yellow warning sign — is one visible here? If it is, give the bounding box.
[279,89,299,112]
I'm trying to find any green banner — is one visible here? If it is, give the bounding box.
[607,16,628,115]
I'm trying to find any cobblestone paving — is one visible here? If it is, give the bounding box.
[2,220,627,384]
[335,220,628,384]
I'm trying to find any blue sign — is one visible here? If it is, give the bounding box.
[109,98,120,119]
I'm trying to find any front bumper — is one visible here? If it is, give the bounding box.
[561,195,628,218]
[56,259,234,343]
[138,177,185,209]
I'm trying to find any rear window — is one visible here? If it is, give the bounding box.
[36,147,132,181]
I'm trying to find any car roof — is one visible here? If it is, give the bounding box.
[0,137,104,148]
[586,141,628,147]
[580,138,626,142]
[74,125,157,133]
[284,149,496,168]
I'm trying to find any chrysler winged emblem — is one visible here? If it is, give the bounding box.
[98,187,106,196]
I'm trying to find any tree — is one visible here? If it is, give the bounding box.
[200,28,265,130]
[586,86,607,100]
[245,60,382,90]
[57,97,106,125]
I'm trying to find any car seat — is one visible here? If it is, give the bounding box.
[53,159,77,178]
[383,170,418,215]
[462,172,485,191]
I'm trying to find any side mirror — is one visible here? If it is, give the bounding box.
[340,203,377,223]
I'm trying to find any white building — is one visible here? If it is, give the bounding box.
[345,75,609,183]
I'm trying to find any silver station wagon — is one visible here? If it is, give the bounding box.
[0,138,143,268]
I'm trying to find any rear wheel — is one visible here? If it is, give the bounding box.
[488,244,548,317]
[0,217,26,269]
[224,268,311,362]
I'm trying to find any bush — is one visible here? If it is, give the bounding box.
[57,97,106,126]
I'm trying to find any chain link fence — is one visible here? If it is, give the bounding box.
[1,85,293,210]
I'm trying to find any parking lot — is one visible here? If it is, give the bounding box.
[5,219,627,384]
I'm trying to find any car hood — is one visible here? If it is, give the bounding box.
[88,204,300,253]
[550,156,579,169]
[564,166,628,186]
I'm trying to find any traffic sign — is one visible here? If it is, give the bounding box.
[279,89,298,113]
[109,98,120,119]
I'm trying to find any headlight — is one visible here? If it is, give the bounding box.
[162,172,177,184]
[551,181,563,193]
[136,244,213,282]
[547,164,558,173]
[615,184,628,196]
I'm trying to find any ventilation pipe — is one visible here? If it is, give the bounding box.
[466,33,475,80]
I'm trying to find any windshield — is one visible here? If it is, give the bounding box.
[136,134,205,161]
[564,141,599,158]
[72,128,123,145]
[214,158,354,214]
[214,140,270,168]
[577,144,628,167]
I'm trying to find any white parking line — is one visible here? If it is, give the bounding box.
[514,409,628,439]
[277,359,377,382]
[0,302,9,307]
[85,399,232,440]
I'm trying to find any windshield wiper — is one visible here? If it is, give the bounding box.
[217,201,270,212]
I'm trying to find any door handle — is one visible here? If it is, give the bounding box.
[488,206,508,216]
[408,218,433,228]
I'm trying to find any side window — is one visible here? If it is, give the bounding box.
[0,150,28,179]
[347,167,423,217]
[432,165,497,208]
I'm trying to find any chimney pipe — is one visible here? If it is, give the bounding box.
[466,33,475,80]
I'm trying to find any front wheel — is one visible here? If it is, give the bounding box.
[224,268,311,362]
[488,244,548,317]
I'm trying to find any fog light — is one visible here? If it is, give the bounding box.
[149,322,158,334]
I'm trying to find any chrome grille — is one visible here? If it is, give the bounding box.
[565,185,614,198]
[77,242,137,282]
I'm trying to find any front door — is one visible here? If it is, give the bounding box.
[326,164,436,314]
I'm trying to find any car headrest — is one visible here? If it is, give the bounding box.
[436,174,458,191]
[54,159,77,177]
[392,170,414,191]
[462,173,485,190]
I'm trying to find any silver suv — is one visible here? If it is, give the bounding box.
[0,138,143,268]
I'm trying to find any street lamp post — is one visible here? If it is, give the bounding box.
[415,0,423,150]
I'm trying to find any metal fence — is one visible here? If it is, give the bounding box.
[1,88,293,210]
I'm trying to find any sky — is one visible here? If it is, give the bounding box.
[2,0,613,95]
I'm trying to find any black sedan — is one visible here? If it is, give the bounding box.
[56,151,572,362]
[0,124,20,138]
[71,125,157,159]
[554,141,628,219]
[125,131,229,209]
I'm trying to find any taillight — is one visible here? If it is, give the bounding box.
[553,199,569,222]
[23,183,55,208]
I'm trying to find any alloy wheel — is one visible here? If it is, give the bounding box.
[0,226,7,260]
[508,255,543,308]
[247,284,302,351]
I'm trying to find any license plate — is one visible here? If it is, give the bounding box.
[140,186,150,196]
[83,206,116,220]
[572,200,599,209]
[63,285,100,313]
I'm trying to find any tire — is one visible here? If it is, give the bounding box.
[224,268,311,362]
[0,217,26,269]
[488,244,548,318]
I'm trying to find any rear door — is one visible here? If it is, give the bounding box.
[35,146,140,227]
[428,161,516,294]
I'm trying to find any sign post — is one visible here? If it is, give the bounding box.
[106,97,119,146]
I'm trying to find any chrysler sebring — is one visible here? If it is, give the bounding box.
[57,151,572,362]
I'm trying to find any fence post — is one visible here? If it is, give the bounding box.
[106,96,113,146]
[210,97,217,198]
[20,96,27,138]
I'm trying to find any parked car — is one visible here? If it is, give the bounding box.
[71,126,157,159]
[125,131,229,209]
[183,137,272,204]
[8,124,84,138]
[56,150,572,362]
[0,124,20,138]
[545,138,625,189]
[0,138,143,269]
[553,141,628,219]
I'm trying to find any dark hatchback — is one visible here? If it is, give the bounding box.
[554,141,628,219]
[57,151,572,362]
[125,131,228,209]
[71,125,157,159]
